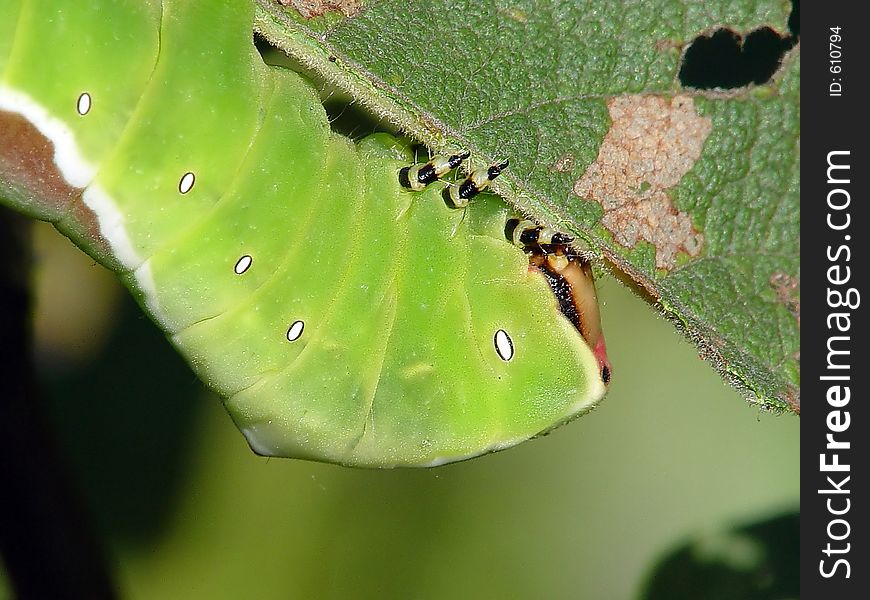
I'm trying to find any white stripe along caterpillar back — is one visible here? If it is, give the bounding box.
[0,0,610,467]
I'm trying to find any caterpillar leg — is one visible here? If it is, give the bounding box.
[398,151,470,191]
[504,218,574,252]
[442,160,509,209]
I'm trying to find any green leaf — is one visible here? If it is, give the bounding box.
[255,0,800,412]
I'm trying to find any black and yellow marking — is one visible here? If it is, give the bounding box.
[504,218,573,251]
[442,160,509,209]
[398,151,470,191]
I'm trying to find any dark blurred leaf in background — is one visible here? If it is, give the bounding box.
[642,511,799,600]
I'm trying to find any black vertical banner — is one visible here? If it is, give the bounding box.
[802,1,868,597]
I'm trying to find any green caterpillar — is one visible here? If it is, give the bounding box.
[0,0,610,467]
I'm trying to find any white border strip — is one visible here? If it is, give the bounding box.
[0,85,96,188]
[1,85,160,318]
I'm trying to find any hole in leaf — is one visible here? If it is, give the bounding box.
[679,0,798,90]
[679,26,795,89]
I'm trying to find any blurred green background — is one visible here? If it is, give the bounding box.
[2,222,798,599]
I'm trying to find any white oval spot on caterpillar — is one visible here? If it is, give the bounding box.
[286,320,305,342]
[234,255,253,274]
[178,171,195,194]
[494,329,514,362]
[76,92,91,116]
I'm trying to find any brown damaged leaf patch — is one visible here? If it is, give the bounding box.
[784,384,800,415]
[549,154,575,173]
[769,271,800,326]
[573,95,711,270]
[278,0,362,19]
